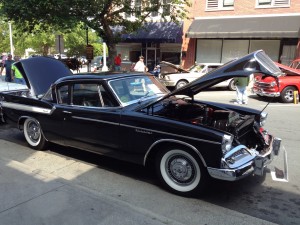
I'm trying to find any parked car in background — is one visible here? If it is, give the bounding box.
[0,51,287,196]
[159,62,236,90]
[54,54,67,59]
[252,59,300,103]
[0,82,27,92]
[91,56,103,71]
[91,56,112,72]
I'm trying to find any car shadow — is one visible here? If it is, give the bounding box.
[2,129,299,225]
[249,94,280,103]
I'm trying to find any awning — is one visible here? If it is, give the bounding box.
[186,14,300,38]
[121,22,183,43]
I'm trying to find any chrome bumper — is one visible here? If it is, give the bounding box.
[159,80,176,87]
[207,137,287,181]
[252,87,280,97]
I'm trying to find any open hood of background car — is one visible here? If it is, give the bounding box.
[274,62,300,76]
[162,50,282,99]
[15,57,73,97]
[160,61,190,73]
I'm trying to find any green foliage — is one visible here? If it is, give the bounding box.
[0,0,190,60]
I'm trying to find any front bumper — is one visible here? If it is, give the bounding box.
[252,87,280,97]
[207,136,286,181]
[159,79,176,87]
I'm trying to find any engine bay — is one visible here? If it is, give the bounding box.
[154,97,264,149]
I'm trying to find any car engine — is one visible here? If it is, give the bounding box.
[154,97,264,149]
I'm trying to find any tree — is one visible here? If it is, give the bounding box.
[0,20,10,54]
[0,0,190,65]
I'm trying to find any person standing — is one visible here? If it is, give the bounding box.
[234,76,250,105]
[151,65,161,77]
[134,56,147,72]
[11,56,26,85]
[114,53,122,71]
[0,54,15,82]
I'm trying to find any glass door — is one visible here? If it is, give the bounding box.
[146,48,156,72]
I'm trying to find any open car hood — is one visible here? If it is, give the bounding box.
[15,57,73,97]
[274,62,300,75]
[161,50,282,99]
[160,61,190,73]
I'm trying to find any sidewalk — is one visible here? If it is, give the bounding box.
[0,157,182,225]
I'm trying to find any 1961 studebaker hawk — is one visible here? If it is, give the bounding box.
[0,50,287,196]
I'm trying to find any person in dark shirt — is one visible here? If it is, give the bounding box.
[0,54,15,82]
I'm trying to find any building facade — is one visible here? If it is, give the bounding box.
[115,0,183,72]
[183,0,300,68]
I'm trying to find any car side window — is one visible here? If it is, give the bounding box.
[57,85,69,104]
[72,83,101,107]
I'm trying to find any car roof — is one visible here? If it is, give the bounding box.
[55,72,151,83]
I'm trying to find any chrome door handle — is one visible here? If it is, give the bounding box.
[62,111,72,114]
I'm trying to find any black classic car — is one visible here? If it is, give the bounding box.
[0,51,287,196]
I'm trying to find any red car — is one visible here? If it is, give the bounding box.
[252,59,300,103]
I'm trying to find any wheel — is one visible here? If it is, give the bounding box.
[280,86,296,103]
[23,118,48,150]
[175,80,188,89]
[228,79,236,91]
[155,148,208,196]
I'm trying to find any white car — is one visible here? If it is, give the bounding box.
[0,81,27,91]
[159,62,236,90]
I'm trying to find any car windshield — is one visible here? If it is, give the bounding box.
[109,75,169,106]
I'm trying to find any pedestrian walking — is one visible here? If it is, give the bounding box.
[233,76,250,105]
[114,53,122,71]
[0,54,15,82]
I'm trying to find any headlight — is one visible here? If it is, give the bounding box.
[260,112,268,126]
[222,134,233,155]
[270,81,276,87]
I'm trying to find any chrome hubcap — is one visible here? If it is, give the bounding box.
[284,90,294,101]
[27,121,40,143]
[166,155,195,185]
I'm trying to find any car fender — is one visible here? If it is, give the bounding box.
[143,138,208,167]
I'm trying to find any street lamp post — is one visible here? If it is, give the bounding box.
[86,26,90,72]
[102,42,108,72]
[8,22,14,57]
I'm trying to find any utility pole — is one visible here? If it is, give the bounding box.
[8,22,14,57]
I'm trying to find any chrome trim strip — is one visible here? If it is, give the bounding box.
[71,118,220,146]
[121,123,221,145]
[143,139,207,167]
[1,102,52,115]
[71,116,119,126]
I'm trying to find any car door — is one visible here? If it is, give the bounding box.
[56,82,122,154]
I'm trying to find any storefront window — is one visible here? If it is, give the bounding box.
[196,39,222,63]
[161,52,180,64]
[196,39,283,64]
[249,40,280,62]
[221,40,249,63]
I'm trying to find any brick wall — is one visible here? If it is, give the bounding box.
[193,0,300,17]
[181,0,300,68]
